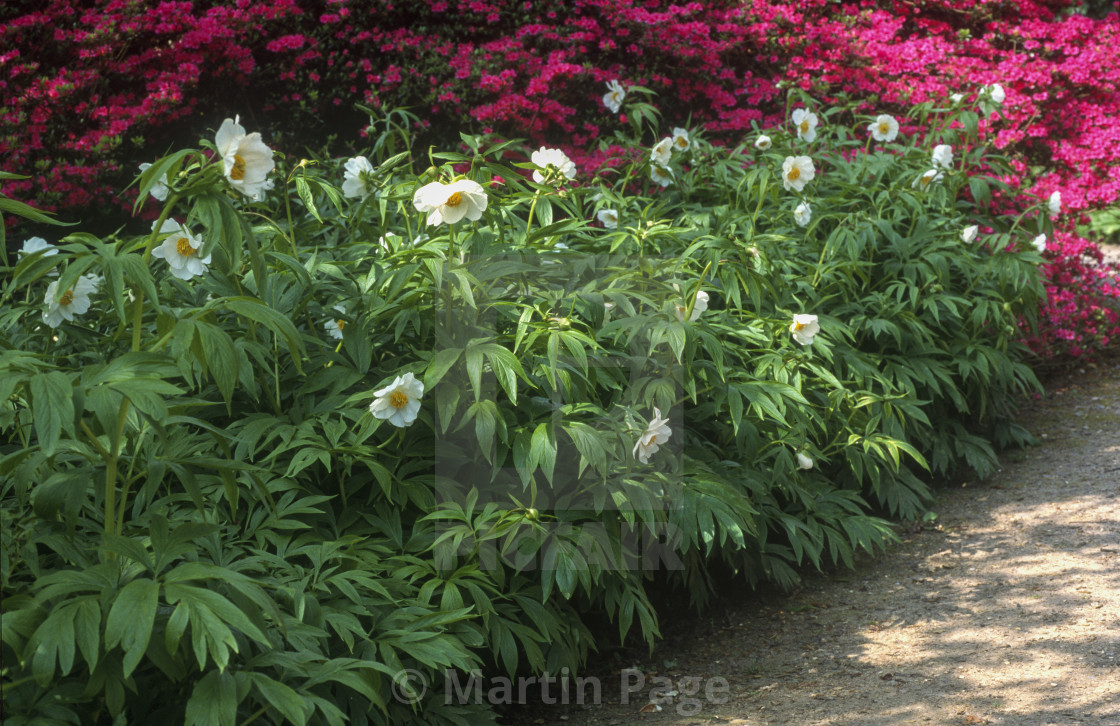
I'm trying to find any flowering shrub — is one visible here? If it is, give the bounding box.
[2,92,1048,722]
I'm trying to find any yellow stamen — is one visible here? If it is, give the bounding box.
[336,319,346,331]
[60,289,74,306]
[676,137,687,147]
[800,120,810,133]
[792,321,805,331]
[176,236,195,257]
[445,191,463,207]
[389,391,409,409]
[230,154,247,181]
[921,175,932,187]
[879,122,891,135]
[787,167,801,181]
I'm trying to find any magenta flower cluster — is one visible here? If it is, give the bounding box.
[2,0,1118,359]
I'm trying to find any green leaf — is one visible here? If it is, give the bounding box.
[185,669,240,726]
[104,578,160,678]
[425,347,462,390]
[250,673,310,726]
[30,371,73,456]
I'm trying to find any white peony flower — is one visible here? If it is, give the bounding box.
[651,137,673,167]
[931,144,954,169]
[868,114,899,143]
[797,452,814,470]
[675,290,709,322]
[961,225,979,244]
[671,127,690,152]
[789,313,820,346]
[151,219,211,280]
[781,156,815,193]
[597,209,619,229]
[138,162,170,201]
[754,135,772,150]
[650,165,674,187]
[793,202,812,228]
[633,407,672,464]
[324,305,347,340]
[413,179,488,226]
[603,80,626,113]
[342,156,376,199]
[985,83,1006,104]
[1032,234,1047,253]
[912,169,944,190]
[369,372,424,427]
[792,108,819,143]
[1048,191,1061,218]
[531,147,576,184]
[43,274,98,328]
[215,116,276,201]
[20,237,58,259]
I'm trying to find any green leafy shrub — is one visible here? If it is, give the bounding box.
[1,92,1043,723]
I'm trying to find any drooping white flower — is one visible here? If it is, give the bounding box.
[597,209,619,229]
[789,313,820,346]
[531,147,576,184]
[961,225,979,244]
[324,305,347,340]
[793,202,812,228]
[1048,191,1061,218]
[651,137,673,167]
[138,162,170,201]
[781,156,815,193]
[912,169,944,190]
[650,165,674,187]
[932,144,954,169]
[671,127,690,152]
[985,83,1006,104]
[797,452,814,470]
[633,407,672,464]
[151,219,211,280]
[1032,234,1047,253]
[754,135,772,150]
[675,290,709,322]
[413,179,488,226]
[42,274,99,328]
[215,116,276,201]
[369,372,424,427]
[342,156,376,199]
[20,237,58,259]
[868,114,899,143]
[603,80,626,114]
[791,108,819,143]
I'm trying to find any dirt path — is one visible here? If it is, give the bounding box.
[511,359,1120,726]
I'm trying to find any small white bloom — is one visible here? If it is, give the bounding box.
[754,135,772,150]
[789,313,820,346]
[42,274,98,328]
[215,116,276,201]
[961,225,979,243]
[932,144,954,169]
[413,179,488,226]
[781,156,815,193]
[151,219,211,280]
[20,237,58,259]
[797,452,814,470]
[650,165,674,187]
[675,290,709,322]
[793,202,812,228]
[603,80,626,113]
[868,114,899,143]
[912,169,944,190]
[324,305,347,340]
[597,209,619,229]
[791,108,819,143]
[671,127,690,152]
[604,301,616,317]
[985,83,1006,104]
[138,162,170,201]
[1033,234,1047,253]
[531,147,576,184]
[369,372,424,428]
[651,137,673,167]
[342,155,376,199]
[950,92,964,104]
[633,407,672,464]
[1048,191,1061,218]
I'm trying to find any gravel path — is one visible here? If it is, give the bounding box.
[512,358,1120,726]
